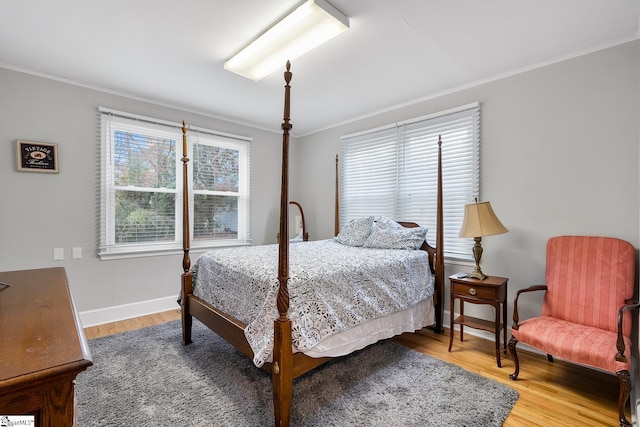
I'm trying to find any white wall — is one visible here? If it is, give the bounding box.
[0,41,638,329]
[0,68,286,320]
[296,40,640,324]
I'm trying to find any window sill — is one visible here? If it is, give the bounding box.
[98,241,251,261]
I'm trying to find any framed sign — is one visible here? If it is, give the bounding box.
[16,140,59,173]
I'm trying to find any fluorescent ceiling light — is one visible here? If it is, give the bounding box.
[224,0,349,81]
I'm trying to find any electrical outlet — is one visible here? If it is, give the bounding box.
[53,248,64,261]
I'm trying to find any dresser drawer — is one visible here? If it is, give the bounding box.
[452,281,499,300]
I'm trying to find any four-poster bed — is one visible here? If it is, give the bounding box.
[179,62,445,426]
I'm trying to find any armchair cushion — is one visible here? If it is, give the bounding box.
[512,315,632,374]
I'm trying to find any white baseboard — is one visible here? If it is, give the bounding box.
[79,295,179,328]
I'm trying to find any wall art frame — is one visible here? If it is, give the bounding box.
[16,140,59,173]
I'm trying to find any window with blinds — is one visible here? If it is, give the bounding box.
[340,103,480,260]
[99,110,251,259]
[190,133,250,243]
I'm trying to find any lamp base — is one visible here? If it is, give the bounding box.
[468,269,487,280]
[469,236,487,280]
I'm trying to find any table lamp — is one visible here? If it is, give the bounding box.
[458,199,508,280]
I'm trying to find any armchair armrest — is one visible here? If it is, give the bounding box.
[511,285,547,330]
[615,299,640,363]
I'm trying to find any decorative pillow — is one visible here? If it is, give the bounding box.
[363,216,427,250]
[335,216,375,247]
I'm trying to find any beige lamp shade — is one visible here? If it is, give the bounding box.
[459,201,508,238]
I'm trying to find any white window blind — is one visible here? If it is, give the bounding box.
[99,109,252,259]
[340,103,480,259]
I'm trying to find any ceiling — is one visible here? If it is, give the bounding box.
[1,1,638,136]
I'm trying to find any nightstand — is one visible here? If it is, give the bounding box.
[448,274,508,367]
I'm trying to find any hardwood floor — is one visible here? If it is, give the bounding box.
[84,309,181,339]
[84,310,627,426]
[396,330,625,427]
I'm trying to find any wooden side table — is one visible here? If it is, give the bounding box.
[448,274,508,367]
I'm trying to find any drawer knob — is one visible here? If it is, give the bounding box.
[468,288,477,296]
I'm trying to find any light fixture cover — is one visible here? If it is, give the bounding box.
[224,0,349,81]
[459,201,508,238]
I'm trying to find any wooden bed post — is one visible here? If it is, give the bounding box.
[335,154,339,236]
[180,120,193,345]
[434,135,444,333]
[273,61,294,427]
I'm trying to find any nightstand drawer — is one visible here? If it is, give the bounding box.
[452,282,498,300]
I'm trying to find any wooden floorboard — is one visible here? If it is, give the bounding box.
[85,310,626,426]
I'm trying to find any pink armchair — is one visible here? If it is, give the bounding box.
[508,236,638,427]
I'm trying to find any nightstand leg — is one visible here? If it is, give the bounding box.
[459,300,464,341]
[495,301,501,368]
[448,294,454,352]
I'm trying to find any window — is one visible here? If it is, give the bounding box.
[99,109,251,259]
[340,103,479,260]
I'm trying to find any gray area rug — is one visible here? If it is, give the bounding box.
[76,320,518,426]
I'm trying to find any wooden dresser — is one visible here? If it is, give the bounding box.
[0,267,92,426]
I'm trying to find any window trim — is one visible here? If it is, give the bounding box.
[98,108,252,260]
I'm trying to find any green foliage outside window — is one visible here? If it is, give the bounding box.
[114,130,176,243]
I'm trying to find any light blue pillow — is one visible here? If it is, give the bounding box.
[363,216,427,250]
[335,216,375,247]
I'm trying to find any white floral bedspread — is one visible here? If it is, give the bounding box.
[192,239,434,367]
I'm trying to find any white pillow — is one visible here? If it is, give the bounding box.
[335,216,375,247]
[363,216,427,250]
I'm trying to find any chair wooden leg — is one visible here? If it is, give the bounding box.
[617,370,632,426]
[508,336,520,380]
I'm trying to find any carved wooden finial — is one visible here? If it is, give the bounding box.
[284,61,292,85]
[282,62,292,131]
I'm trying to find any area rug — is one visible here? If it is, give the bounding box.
[76,320,518,426]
